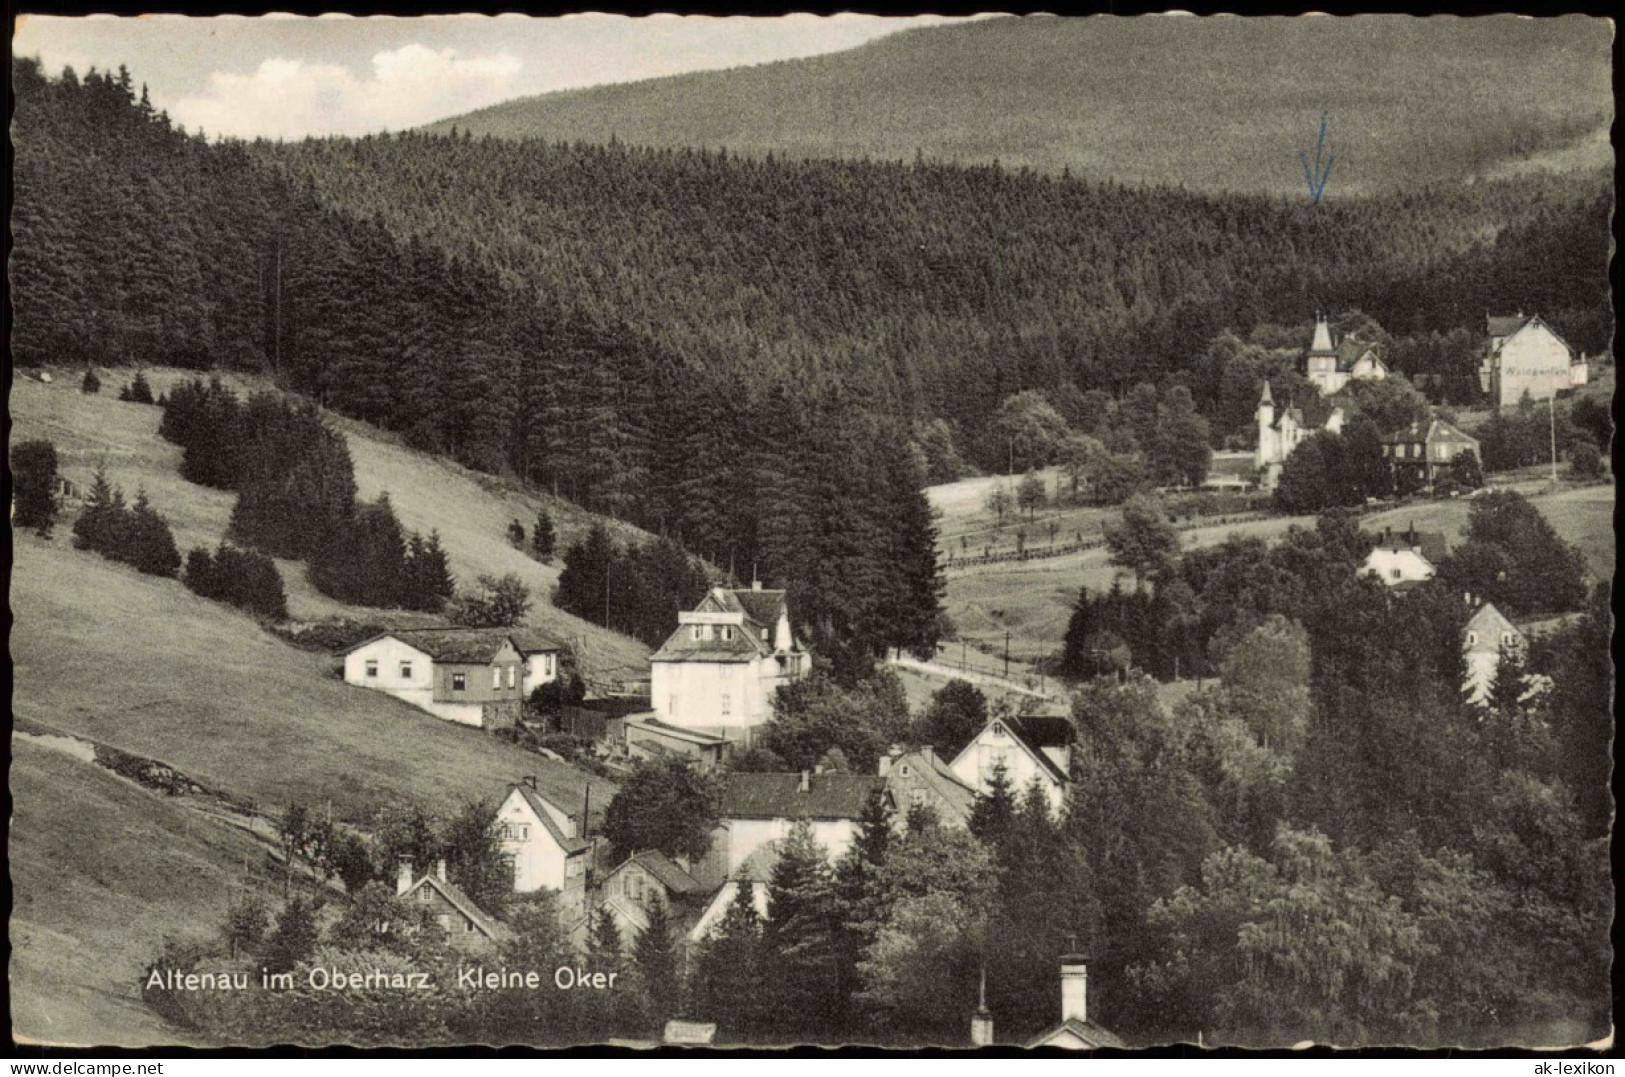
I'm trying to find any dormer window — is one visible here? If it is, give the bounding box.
[692,626,703,642]
[721,626,734,642]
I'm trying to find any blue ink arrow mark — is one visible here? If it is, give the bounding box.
[1299,111,1335,206]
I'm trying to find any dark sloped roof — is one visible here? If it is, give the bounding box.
[508,628,563,655]
[1486,314,1530,338]
[628,850,705,896]
[887,750,978,825]
[1373,528,1449,565]
[1026,1017,1128,1050]
[649,621,764,662]
[343,626,512,664]
[719,773,884,821]
[403,873,511,941]
[626,715,731,746]
[1009,715,1076,748]
[1380,417,1479,450]
[731,588,788,631]
[513,784,591,854]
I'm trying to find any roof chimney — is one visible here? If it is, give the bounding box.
[799,770,811,793]
[971,964,994,1047]
[434,859,447,884]
[1060,950,1090,1025]
[396,859,415,897]
[523,774,537,791]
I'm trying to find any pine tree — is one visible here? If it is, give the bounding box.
[125,489,181,577]
[533,509,557,562]
[695,876,766,1034]
[633,895,680,1029]
[81,366,100,394]
[72,468,121,554]
[12,439,60,535]
[968,760,1018,843]
[262,897,319,974]
[761,820,844,1036]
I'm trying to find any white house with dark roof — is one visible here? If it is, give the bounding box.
[339,626,560,728]
[1380,416,1481,487]
[648,583,809,744]
[497,778,594,923]
[949,715,1075,813]
[1480,312,1586,407]
[1256,380,1345,491]
[395,859,510,951]
[707,771,887,877]
[1304,315,1390,396]
[1363,525,1449,589]
[686,840,782,945]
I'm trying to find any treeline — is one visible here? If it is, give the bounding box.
[158,377,453,612]
[184,544,288,620]
[12,60,945,660]
[554,525,710,648]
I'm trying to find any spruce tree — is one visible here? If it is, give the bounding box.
[533,509,556,562]
[968,760,1018,843]
[761,820,843,1036]
[126,489,181,577]
[12,439,60,535]
[695,877,766,1034]
[633,895,680,1029]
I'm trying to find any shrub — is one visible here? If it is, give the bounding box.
[184,543,289,620]
[1568,442,1604,480]
[12,438,59,535]
[81,366,100,394]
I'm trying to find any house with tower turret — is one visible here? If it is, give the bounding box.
[1255,380,1344,490]
[1304,314,1389,395]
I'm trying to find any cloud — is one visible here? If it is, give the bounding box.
[170,44,522,139]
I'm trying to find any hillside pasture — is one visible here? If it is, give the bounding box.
[11,533,607,825]
[9,736,264,1047]
[11,370,652,683]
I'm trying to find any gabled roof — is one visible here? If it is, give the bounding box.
[731,588,788,631]
[886,749,979,827]
[340,626,515,664]
[1026,1017,1128,1051]
[1379,417,1479,450]
[649,621,765,662]
[508,628,564,655]
[1466,601,1523,640]
[1370,527,1449,566]
[1486,313,1574,359]
[401,872,511,942]
[1486,313,1530,339]
[956,716,1074,786]
[613,850,705,897]
[510,783,591,854]
[718,773,885,821]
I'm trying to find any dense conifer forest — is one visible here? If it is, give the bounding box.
[9,57,1608,656]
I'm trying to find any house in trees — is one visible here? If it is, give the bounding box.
[394,859,510,951]
[648,582,809,746]
[702,771,887,877]
[948,715,1074,814]
[879,746,979,829]
[1480,313,1587,407]
[1255,381,1345,491]
[595,849,707,946]
[509,628,564,690]
[685,841,781,945]
[1304,315,1389,396]
[1379,416,1480,487]
[496,778,594,923]
[1463,601,1526,705]
[1362,525,1448,589]
[1022,953,1127,1050]
[340,627,531,728]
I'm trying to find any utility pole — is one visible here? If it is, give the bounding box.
[1549,394,1559,486]
[1003,630,1011,680]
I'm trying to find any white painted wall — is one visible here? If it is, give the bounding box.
[719,817,861,876]
[343,637,441,716]
[652,659,771,731]
[1363,548,1436,586]
[523,652,558,688]
[949,721,1065,813]
[497,788,575,893]
[1494,324,1573,407]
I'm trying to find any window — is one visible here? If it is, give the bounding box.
[720,693,731,716]
[452,672,467,691]
[492,667,502,690]
[1391,568,1402,580]
[629,873,643,900]
[546,655,556,677]
[507,666,516,689]
[567,858,583,879]
[722,626,734,641]
[501,823,530,842]
[668,695,678,718]
[1502,633,1514,646]
[692,626,703,641]
[400,661,413,679]
[465,920,476,933]
[364,660,379,678]
[417,887,432,903]
[1467,632,1478,646]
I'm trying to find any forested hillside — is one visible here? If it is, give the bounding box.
[429,15,1612,195]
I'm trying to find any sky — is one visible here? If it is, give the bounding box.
[12,14,975,140]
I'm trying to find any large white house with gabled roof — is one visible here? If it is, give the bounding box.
[496,778,594,923]
[949,715,1075,814]
[648,583,808,744]
[1480,312,1587,408]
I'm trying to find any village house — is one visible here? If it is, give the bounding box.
[595,849,708,946]
[686,841,781,946]
[395,859,510,951]
[509,628,565,692]
[704,770,887,877]
[1255,380,1345,491]
[339,627,560,728]
[648,583,809,746]
[1463,600,1526,705]
[1022,953,1127,1050]
[1362,525,1448,589]
[1480,313,1587,408]
[948,715,1074,814]
[878,746,979,830]
[1304,314,1389,396]
[1380,416,1481,488]
[496,778,594,924]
